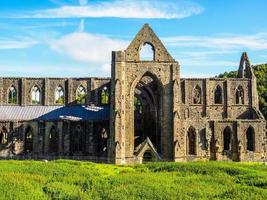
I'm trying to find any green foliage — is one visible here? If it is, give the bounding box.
[217,64,267,119]
[76,93,86,104]
[0,160,267,199]
[56,96,64,104]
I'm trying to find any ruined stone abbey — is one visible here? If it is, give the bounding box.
[0,24,266,164]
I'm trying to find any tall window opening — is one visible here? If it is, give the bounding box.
[140,42,155,61]
[0,127,8,145]
[49,126,59,153]
[31,85,41,104]
[193,85,202,104]
[25,126,33,153]
[246,126,255,151]
[76,85,86,104]
[187,127,197,155]
[101,86,109,105]
[8,86,17,104]
[235,85,244,104]
[71,124,85,155]
[223,127,231,151]
[55,86,64,104]
[134,74,161,154]
[214,85,223,104]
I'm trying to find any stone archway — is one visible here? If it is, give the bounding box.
[110,24,180,164]
[133,72,162,154]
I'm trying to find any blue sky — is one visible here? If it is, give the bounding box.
[0,0,266,77]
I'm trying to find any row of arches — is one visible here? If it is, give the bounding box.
[191,85,245,105]
[7,85,110,105]
[23,124,109,156]
[186,126,255,156]
[7,85,87,105]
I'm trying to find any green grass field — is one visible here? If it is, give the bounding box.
[0,160,266,200]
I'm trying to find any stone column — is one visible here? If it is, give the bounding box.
[205,79,210,118]
[32,121,39,154]
[87,121,94,155]
[226,80,232,118]
[67,79,73,104]
[21,78,26,106]
[0,78,3,105]
[57,121,63,154]
[44,122,51,154]
[44,78,50,106]
[63,121,70,155]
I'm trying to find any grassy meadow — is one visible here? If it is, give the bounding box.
[0,160,266,200]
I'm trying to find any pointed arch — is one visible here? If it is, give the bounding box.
[193,85,202,104]
[100,86,109,105]
[235,85,244,104]
[31,85,41,104]
[246,126,255,151]
[187,126,196,155]
[223,126,232,151]
[76,85,86,104]
[139,42,155,61]
[24,126,33,153]
[7,85,17,104]
[214,85,223,104]
[55,85,65,104]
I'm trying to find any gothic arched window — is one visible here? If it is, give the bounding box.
[223,127,231,151]
[101,86,109,105]
[140,42,155,61]
[214,85,223,104]
[25,126,33,153]
[193,85,202,104]
[235,85,244,104]
[76,85,86,104]
[246,126,255,151]
[187,126,196,155]
[8,86,17,104]
[55,86,64,104]
[31,85,41,104]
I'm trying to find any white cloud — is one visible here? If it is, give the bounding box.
[0,37,39,49]
[50,32,128,63]
[164,33,267,50]
[10,0,204,19]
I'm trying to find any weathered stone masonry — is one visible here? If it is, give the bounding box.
[0,24,266,164]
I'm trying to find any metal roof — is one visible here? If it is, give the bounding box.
[0,105,109,121]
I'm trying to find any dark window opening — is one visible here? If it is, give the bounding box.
[187,127,196,155]
[214,85,223,104]
[223,127,231,151]
[246,126,255,151]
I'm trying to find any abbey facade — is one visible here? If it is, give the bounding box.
[0,24,266,164]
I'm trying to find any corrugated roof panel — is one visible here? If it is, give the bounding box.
[0,105,109,121]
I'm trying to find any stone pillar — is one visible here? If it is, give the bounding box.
[21,78,26,106]
[205,79,210,118]
[44,78,50,106]
[44,122,51,154]
[32,121,39,154]
[226,80,232,118]
[86,121,94,155]
[0,78,3,105]
[57,121,63,154]
[63,121,70,155]
[67,79,73,104]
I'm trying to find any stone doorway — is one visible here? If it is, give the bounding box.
[134,73,162,154]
